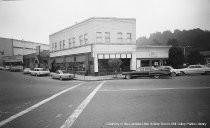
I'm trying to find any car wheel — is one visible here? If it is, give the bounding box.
[180,71,185,76]
[171,72,176,77]
[204,71,210,75]
[125,75,131,79]
[60,77,63,81]
[154,75,160,79]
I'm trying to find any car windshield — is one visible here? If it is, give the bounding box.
[61,70,68,73]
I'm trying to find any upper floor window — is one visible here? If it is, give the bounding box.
[72,37,75,47]
[96,32,102,42]
[105,32,110,43]
[51,43,54,51]
[60,41,62,50]
[79,35,83,45]
[84,34,88,44]
[126,33,132,42]
[117,32,123,43]
[69,38,72,48]
[55,42,57,51]
[63,40,65,49]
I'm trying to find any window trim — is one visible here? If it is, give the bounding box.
[60,41,62,50]
[55,42,57,51]
[105,32,110,43]
[63,40,65,49]
[96,32,102,42]
[84,33,88,44]
[72,37,75,47]
[68,38,71,48]
[126,33,132,42]
[117,32,123,43]
[79,35,83,45]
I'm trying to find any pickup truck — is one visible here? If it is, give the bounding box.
[122,66,172,79]
[30,68,50,76]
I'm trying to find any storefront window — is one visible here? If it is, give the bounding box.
[67,62,85,72]
[141,60,150,67]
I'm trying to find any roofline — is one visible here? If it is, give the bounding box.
[137,45,172,48]
[0,37,49,46]
[49,17,136,36]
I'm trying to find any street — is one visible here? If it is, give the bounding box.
[0,70,210,128]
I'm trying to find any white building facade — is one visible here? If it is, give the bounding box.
[49,17,170,75]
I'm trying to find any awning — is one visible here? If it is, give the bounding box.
[4,60,22,63]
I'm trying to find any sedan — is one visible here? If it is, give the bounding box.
[179,65,210,75]
[23,68,31,74]
[50,70,74,80]
[0,66,4,70]
[158,66,181,76]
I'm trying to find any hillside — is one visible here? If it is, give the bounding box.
[137,28,210,51]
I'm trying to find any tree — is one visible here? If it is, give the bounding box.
[108,59,122,77]
[187,50,204,65]
[167,39,184,68]
[167,38,179,47]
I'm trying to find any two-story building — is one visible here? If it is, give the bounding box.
[49,17,170,75]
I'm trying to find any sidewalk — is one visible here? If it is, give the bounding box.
[74,74,125,81]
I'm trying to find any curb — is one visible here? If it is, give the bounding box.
[73,77,124,82]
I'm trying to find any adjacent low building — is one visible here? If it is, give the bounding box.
[0,37,49,67]
[200,51,210,66]
[49,17,171,75]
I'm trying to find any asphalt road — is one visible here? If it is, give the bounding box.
[0,70,210,128]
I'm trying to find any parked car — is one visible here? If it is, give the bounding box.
[30,68,50,76]
[23,68,31,74]
[50,70,74,80]
[122,66,172,79]
[158,66,181,76]
[0,66,4,70]
[179,65,210,75]
[4,66,11,71]
[10,66,23,72]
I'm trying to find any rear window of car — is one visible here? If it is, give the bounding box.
[62,70,68,73]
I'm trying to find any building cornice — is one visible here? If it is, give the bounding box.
[49,17,136,37]
[137,45,172,48]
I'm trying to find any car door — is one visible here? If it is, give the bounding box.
[55,70,60,78]
[185,66,195,74]
[32,69,36,75]
[194,65,204,74]
[187,66,202,74]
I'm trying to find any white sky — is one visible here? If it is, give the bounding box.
[0,0,210,44]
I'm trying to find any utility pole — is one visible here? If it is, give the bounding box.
[183,46,191,57]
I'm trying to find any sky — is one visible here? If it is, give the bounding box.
[0,0,210,44]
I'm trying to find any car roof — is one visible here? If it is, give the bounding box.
[189,65,204,66]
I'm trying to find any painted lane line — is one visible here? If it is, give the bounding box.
[99,86,210,92]
[60,81,106,128]
[0,83,84,127]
